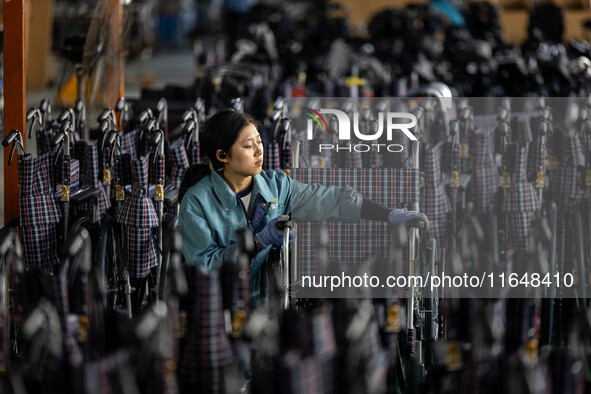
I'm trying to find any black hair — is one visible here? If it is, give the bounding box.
[178,110,257,203]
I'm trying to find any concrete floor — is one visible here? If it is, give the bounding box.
[1,48,197,223]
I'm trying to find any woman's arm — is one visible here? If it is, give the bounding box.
[179,197,239,270]
[288,177,428,228]
[289,179,363,222]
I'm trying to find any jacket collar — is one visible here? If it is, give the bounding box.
[211,170,277,210]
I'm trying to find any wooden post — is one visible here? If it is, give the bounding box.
[4,0,27,223]
[27,0,54,89]
[106,0,124,108]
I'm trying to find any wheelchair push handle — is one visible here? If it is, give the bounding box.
[138,108,153,125]
[26,107,39,121]
[275,215,292,230]
[115,97,126,112]
[3,129,20,147]
[39,98,50,114]
[3,129,25,165]
[97,108,114,124]
[156,97,167,118]
[26,108,43,139]
[182,108,196,123]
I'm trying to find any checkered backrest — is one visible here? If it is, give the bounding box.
[292,168,419,277]
[170,141,190,188]
[472,128,499,214]
[422,142,451,248]
[552,131,585,212]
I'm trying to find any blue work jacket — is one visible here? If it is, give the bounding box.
[179,169,362,302]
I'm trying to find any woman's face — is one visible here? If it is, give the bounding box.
[223,123,264,178]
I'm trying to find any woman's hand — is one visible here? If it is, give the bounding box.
[254,215,296,250]
[388,209,430,230]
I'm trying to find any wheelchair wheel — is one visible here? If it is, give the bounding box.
[97,217,132,316]
[0,219,24,366]
[60,217,95,276]
[157,214,180,301]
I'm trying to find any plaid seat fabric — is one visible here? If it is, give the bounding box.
[444,140,462,174]
[512,113,533,147]
[114,153,134,187]
[474,114,498,130]
[12,269,69,329]
[116,157,159,278]
[422,142,452,248]
[13,269,84,383]
[264,141,281,171]
[120,129,139,159]
[179,265,232,393]
[360,147,382,169]
[503,143,541,251]
[382,130,410,168]
[292,168,419,277]
[72,141,88,168]
[279,352,333,394]
[188,140,200,165]
[19,153,62,269]
[527,131,547,182]
[81,144,111,218]
[36,123,57,156]
[83,348,138,394]
[220,260,250,316]
[473,128,499,214]
[75,121,86,142]
[345,141,364,169]
[150,153,166,186]
[282,141,292,170]
[552,131,585,212]
[254,306,337,394]
[55,155,80,197]
[169,141,190,188]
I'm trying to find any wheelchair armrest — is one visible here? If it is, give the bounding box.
[459,174,471,190]
[70,187,101,206]
[164,186,178,206]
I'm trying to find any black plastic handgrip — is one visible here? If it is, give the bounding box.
[57,109,71,123]
[150,129,162,147]
[195,98,205,114]
[50,131,65,148]
[497,108,509,122]
[65,228,90,257]
[182,109,195,122]
[280,118,291,134]
[157,97,167,113]
[269,109,281,123]
[74,99,84,114]
[275,215,292,230]
[182,119,196,136]
[138,109,153,124]
[26,108,37,121]
[59,120,72,134]
[2,129,19,147]
[105,130,118,147]
[97,108,111,123]
[98,119,110,135]
[115,97,126,112]
[40,98,50,113]
[144,118,157,133]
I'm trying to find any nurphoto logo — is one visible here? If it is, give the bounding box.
[303,107,418,153]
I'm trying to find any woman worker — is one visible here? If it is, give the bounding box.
[179,110,429,302]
